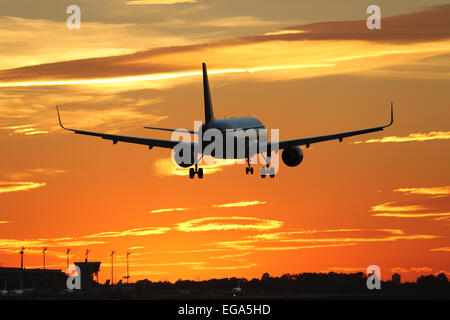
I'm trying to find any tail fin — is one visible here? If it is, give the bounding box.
[202,63,215,124]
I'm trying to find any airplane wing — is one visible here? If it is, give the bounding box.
[275,104,393,150]
[56,107,190,150]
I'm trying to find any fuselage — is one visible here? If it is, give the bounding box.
[199,116,266,159]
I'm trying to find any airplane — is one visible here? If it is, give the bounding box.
[57,62,393,179]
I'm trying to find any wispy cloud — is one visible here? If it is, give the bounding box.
[7,168,66,180]
[373,212,450,218]
[82,226,170,239]
[126,0,197,5]
[0,181,45,194]
[150,207,191,214]
[1,124,48,135]
[212,201,268,208]
[371,202,427,212]
[176,216,283,232]
[148,200,267,214]
[2,5,450,89]
[353,131,450,144]
[394,186,450,197]
[210,229,440,252]
[192,262,257,271]
[391,266,433,273]
[154,157,238,176]
[430,247,450,252]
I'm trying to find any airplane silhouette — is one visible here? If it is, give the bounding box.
[57,63,393,179]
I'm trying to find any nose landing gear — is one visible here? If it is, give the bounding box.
[189,164,203,179]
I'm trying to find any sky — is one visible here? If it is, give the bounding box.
[0,0,449,283]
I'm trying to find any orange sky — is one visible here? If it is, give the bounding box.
[0,1,449,283]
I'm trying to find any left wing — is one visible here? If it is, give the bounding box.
[275,103,393,150]
[56,106,189,150]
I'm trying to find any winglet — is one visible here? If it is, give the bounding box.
[56,106,73,131]
[385,102,394,127]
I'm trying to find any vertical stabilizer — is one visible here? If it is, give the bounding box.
[202,63,215,123]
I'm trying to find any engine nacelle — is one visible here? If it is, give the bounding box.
[281,146,303,167]
[173,145,196,168]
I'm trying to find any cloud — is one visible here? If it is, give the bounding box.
[176,216,283,232]
[149,207,191,213]
[211,229,440,252]
[148,200,267,214]
[353,131,450,144]
[371,202,427,212]
[192,262,257,271]
[373,212,450,218]
[0,237,105,255]
[0,181,46,194]
[430,247,450,252]
[391,267,433,274]
[1,5,450,88]
[6,168,66,180]
[154,158,238,176]
[394,186,450,197]
[126,0,197,5]
[82,226,170,239]
[211,201,268,208]
[371,186,450,219]
[0,124,48,135]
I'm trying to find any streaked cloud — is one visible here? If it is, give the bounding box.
[176,216,283,232]
[373,212,450,218]
[371,186,450,219]
[264,30,305,36]
[430,247,450,252]
[391,266,433,273]
[155,158,238,176]
[150,207,191,213]
[371,202,426,212]
[192,262,257,271]
[353,131,450,144]
[326,267,366,273]
[212,201,268,208]
[82,226,171,239]
[0,181,46,194]
[211,229,440,252]
[7,168,66,180]
[0,237,105,254]
[2,5,450,88]
[1,124,48,135]
[126,0,197,5]
[394,186,450,197]
[148,200,267,214]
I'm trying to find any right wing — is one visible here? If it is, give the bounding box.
[57,107,193,150]
[274,103,394,150]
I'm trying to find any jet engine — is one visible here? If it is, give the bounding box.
[173,145,196,168]
[281,146,303,167]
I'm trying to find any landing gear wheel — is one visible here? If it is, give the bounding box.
[198,168,204,179]
[260,167,267,178]
[245,167,249,175]
[189,168,195,179]
[250,167,254,175]
[269,167,275,178]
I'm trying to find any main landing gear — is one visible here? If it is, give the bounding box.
[260,154,275,179]
[260,164,275,179]
[189,164,203,179]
